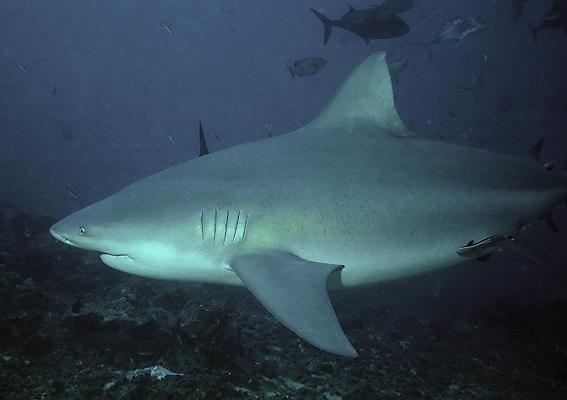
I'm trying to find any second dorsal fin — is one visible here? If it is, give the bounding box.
[198,120,209,157]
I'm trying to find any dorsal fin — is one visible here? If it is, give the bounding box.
[311,52,415,137]
[198,120,209,157]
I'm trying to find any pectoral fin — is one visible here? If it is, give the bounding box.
[230,251,357,357]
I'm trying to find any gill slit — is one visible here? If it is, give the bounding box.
[223,209,229,246]
[232,210,241,244]
[200,209,204,244]
[242,212,249,241]
[213,207,217,244]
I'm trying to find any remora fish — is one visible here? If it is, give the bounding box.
[287,57,327,78]
[311,0,413,45]
[456,234,547,264]
[50,52,567,358]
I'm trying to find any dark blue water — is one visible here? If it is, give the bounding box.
[1,1,566,398]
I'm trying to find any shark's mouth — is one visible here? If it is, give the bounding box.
[100,253,136,269]
[49,229,79,248]
[100,252,135,261]
[50,228,135,262]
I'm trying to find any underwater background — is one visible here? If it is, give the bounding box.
[1,0,567,398]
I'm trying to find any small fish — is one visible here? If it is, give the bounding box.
[415,17,483,58]
[17,63,28,74]
[65,184,79,199]
[129,366,184,381]
[51,86,57,95]
[387,58,408,83]
[168,135,175,144]
[287,57,327,78]
[438,17,483,44]
[161,23,174,36]
[311,2,411,45]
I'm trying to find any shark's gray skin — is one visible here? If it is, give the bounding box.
[50,52,567,358]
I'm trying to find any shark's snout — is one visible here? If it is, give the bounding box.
[50,219,132,258]
[50,221,85,249]
[50,224,75,246]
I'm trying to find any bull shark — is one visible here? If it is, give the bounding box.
[50,52,567,358]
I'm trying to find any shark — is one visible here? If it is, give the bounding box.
[50,52,567,358]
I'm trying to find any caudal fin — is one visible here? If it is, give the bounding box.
[310,9,334,45]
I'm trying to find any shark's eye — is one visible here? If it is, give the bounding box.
[79,226,87,236]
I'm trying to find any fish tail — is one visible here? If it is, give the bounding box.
[310,9,334,45]
[287,65,295,78]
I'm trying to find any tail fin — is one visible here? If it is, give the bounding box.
[287,65,295,78]
[310,9,334,45]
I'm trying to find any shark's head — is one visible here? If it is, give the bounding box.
[49,179,228,282]
[50,200,130,256]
